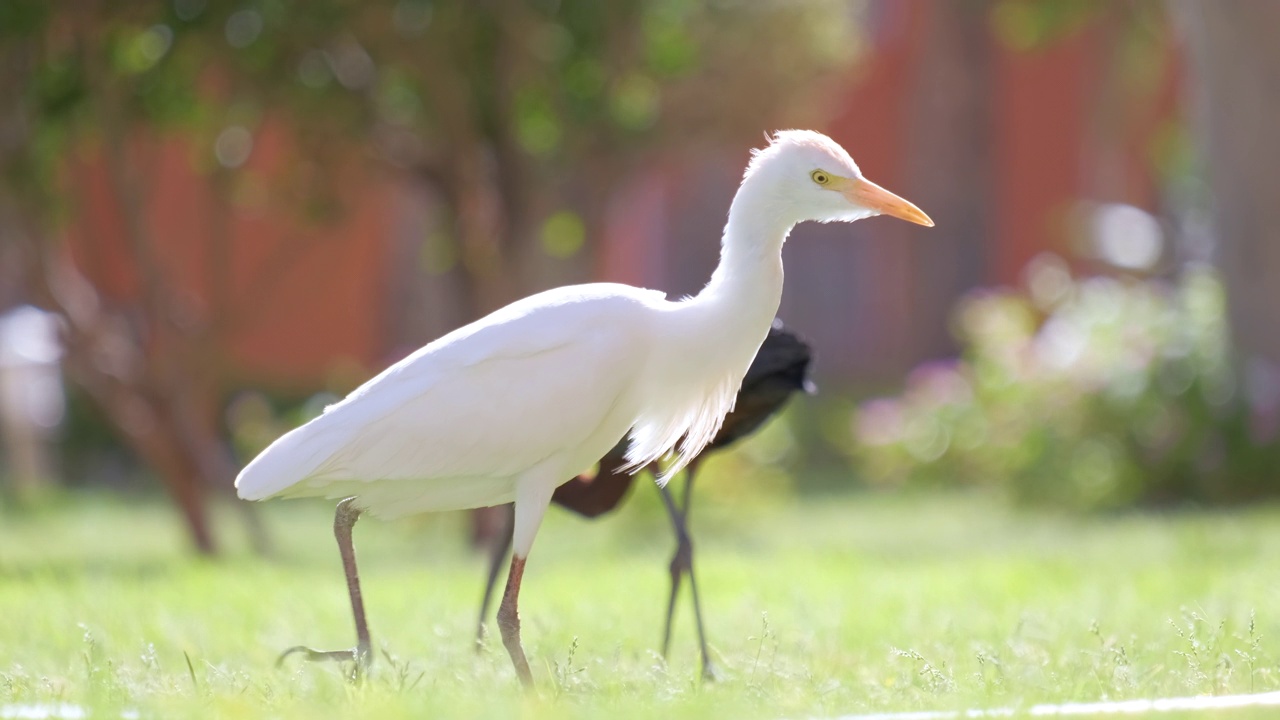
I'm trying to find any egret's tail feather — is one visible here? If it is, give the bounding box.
[235,416,344,501]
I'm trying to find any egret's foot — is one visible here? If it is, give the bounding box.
[277,644,371,681]
[701,660,720,683]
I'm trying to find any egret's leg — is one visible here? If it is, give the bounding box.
[497,478,554,689]
[476,503,515,650]
[497,554,532,687]
[658,460,718,680]
[278,497,372,680]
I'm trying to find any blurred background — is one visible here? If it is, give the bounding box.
[0,0,1276,554]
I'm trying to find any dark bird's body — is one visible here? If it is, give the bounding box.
[477,323,814,678]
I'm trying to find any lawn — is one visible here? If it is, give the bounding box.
[1,480,1279,719]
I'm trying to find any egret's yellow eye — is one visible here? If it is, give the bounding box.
[811,170,831,186]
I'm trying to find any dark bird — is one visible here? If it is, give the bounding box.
[475,322,814,680]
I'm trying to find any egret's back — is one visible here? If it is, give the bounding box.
[235,284,662,516]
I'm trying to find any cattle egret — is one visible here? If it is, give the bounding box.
[475,322,814,680]
[235,129,932,687]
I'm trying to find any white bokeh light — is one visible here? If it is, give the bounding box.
[1092,202,1163,271]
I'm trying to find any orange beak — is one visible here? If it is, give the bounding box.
[842,177,934,227]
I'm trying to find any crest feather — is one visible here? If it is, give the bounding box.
[744,129,861,181]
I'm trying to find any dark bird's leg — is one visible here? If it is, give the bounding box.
[658,482,686,659]
[658,459,717,680]
[476,504,515,650]
[278,497,372,680]
[680,463,717,681]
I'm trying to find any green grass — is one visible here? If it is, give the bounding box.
[2,483,1280,719]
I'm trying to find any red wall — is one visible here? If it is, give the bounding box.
[65,124,391,390]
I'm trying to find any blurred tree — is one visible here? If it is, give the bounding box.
[360,0,855,326]
[904,0,1163,362]
[0,1,853,552]
[1175,0,1280,433]
[0,3,309,552]
[905,0,994,360]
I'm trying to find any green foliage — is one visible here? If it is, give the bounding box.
[0,0,857,269]
[1,2,365,225]
[855,256,1280,510]
[540,210,586,258]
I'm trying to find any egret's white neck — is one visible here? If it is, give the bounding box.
[662,175,793,396]
[695,177,793,331]
[625,171,796,479]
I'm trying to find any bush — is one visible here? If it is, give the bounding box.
[853,255,1280,510]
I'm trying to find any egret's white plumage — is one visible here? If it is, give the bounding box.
[237,285,660,514]
[237,130,932,684]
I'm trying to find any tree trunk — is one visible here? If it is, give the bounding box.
[153,447,217,555]
[904,0,995,361]
[95,385,218,555]
[1176,0,1280,424]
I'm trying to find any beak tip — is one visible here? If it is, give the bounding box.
[850,178,935,228]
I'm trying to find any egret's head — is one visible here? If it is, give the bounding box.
[745,130,933,227]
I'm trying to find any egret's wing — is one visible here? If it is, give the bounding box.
[236,286,657,502]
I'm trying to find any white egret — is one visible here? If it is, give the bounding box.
[235,129,933,687]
